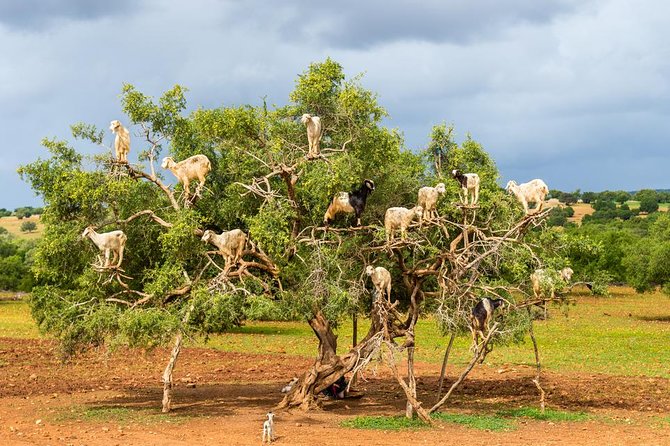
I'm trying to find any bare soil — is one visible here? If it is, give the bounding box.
[0,337,668,445]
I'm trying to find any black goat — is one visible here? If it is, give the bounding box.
[471,297,505,346]
[323,179,375,226]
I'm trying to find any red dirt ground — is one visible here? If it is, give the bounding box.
[0,338,668,445]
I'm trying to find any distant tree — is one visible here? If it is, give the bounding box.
[581,192,596,203]
[592,200,616,211]
[639,196,659,213]
[20,221,37,233]
[547,207,568,226]
[634,189,659,203]
[548,189,562,200]
[614,191,631,204]
[0,208,11,217]
[0,237,35,291]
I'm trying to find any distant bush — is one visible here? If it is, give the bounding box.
[547,206,575,227]
[639,196,659,213]
[20,221,37,233]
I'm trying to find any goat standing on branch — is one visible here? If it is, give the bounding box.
[201,229,247,267]
[470,297,504,348]
[109,120,130,163]
[531,267,573,301]
[301,113,323,158]
[323,179,375,227]
[82,226,127,268]
[451,170,480,205]
[384,205,423,242]
[161,154,212,200]
[366,265,392,302]
[417,182,446,220]
[506,179,549,214]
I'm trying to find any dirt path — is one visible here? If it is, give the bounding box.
[0,338,668,445]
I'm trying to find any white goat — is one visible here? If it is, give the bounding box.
[365,265,392,302]
[417,183,446,220]
[82,226,127,268]
[281,377,298,393]
[384,206,423,242]
[301,113,323,158]
[262,412,275,443]
[452,170,480,205]
[201,229,247,266]
[531,267,574,301]
[506,179,549,214]
[109,120,130,163]
[161,154,212,199]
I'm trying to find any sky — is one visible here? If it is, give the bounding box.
[1,0,668,209]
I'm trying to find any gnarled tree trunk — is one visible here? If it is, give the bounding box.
[278,306,386,410]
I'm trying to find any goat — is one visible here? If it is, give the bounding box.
[201,229,247,267]
[109,120,130,163]
[161,154,212,199]
[323,179,375,227]
[262,412,275,443]
[301,113,323,158]
[365,265,392,302]
[81,226,127,268]
[417,182,446,220]
[451,170,480,205]
[471,297,505,347]
[281,377,298,393]
[531,267,573,301]
[384,206,423,242]
[506,179,549,214]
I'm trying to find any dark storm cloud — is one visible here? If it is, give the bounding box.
[1,0,669,208]
[0,0,137,30]
[251,0,579,48]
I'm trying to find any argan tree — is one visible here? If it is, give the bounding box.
[20,59,568,418]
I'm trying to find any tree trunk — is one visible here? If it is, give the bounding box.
[528,310,546,413]
[162,331,183,413]
[278,308,385,410]
[161,303,194,413]
[436,332,456,399]
[406,346,416,418]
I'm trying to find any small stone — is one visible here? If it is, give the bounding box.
[102,427,109,432]
[186,383,196,388]
[29,374,38,381]
[295,423,302,427]
[35,419,42,425]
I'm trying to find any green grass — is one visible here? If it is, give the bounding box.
[0,298,40,338]
[625,201,669,212]
[432,412,515,431]
[2,287,670,378]
[54,406,186,425]
[201,287,670,379]
[341,415,428,430]
[342,408,590,431]
[496,407,590,422]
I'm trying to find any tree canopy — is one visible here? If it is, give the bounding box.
[20,59,588,418]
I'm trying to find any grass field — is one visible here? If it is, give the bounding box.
[625,201,670,212]
[0,215,43,239]
[4,287,669,379]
